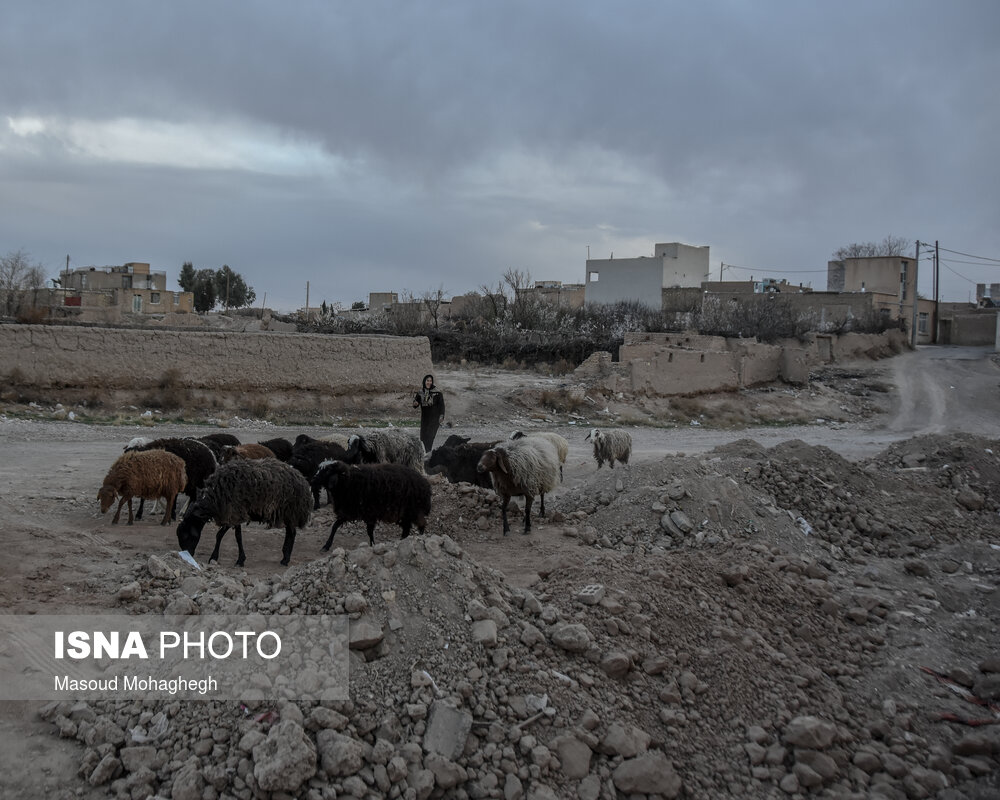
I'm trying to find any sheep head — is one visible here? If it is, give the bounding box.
[176,506,210,556]
[97,485,117,513]
[478,447,511,475]
[586,428,601,442]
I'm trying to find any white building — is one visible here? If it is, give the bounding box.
[585,242,710,307]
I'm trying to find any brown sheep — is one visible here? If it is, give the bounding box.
[98,450,187,526]
[219,443,276,462]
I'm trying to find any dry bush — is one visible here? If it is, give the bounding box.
[246,395,271,419]
[142,368,188,410]
[15,306,49,324]
[539,389,587,414]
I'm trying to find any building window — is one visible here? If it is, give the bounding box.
[173,292,180,304]
[918,312,928,334]
[122,275,132,289]
[150,292,161,304]
[589,271,599,282]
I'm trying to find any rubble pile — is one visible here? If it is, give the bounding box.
[36,434,1000,799]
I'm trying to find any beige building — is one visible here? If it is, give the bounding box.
[524,280,585,309]
[586,242,711,307]
[59,262,194,315]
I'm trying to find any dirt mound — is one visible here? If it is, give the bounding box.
[34,535,902,799]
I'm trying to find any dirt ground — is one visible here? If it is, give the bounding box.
[1,345,999,799]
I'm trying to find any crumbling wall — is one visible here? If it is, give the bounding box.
[627,348,740,395]
[579,330,903,396]
[0,324,431,395]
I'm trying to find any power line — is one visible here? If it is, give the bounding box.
[934,256,1000,267]
[721,263,829,274]
[937,246,1000,264]
[940,261,978,286]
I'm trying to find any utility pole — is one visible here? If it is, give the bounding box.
[910,241,920,348]
[720,261,724,282]
[933,240,939,344]
[305,281,310,316]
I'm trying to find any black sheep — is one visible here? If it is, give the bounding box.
[314,461,431,548]
[176,459,312,567]
[289,441,358,508]
[426,440,499,489]
[128,437,217,520]
[258,437,293,462]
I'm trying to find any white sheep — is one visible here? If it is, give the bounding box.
[476,437,560,535]
[509,430,569,480]
[349,429,425,473]
[585,428,632,469]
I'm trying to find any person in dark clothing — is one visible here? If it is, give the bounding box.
[413,374,445,452]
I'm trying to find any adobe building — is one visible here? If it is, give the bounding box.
[59,262,194,317]
[826,255,936,344]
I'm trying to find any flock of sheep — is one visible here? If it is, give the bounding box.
[96,426,633,567]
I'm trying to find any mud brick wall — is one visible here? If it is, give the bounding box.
[0,325,432,394]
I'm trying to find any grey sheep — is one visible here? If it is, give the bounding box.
[176,459,312,567]
[476,437,560,535]
[585,428,632,469]
[350,429,425,473]
[509,430,569,480]
[98,450,187,526]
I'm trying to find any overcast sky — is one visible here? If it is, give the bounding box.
[2,1,997,311]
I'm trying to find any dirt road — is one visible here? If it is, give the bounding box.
[1,344,998,799]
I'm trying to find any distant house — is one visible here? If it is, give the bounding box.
[59,262,194,316]
[585,242,710,307]
[523,280,585,310]
[825,255,934,341]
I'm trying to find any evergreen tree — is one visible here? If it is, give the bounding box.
[213,264,256,309]
[192,269,218,313]
[178,261,196,292]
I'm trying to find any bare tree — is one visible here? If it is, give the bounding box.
[421,284,446,330]
[477,280,509,325]
[0,248,47,315]
[832,235,911,261]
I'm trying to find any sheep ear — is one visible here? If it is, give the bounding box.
[496,448,510,474]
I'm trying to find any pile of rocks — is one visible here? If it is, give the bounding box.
[42,521,1000,799]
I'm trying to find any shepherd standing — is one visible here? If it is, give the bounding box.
[413,373,445,452]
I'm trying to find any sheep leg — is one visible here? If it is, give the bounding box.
[312,485,322,511]
[160,492,176,526]
[233,526,246,567]
[500,495,511,536]
[111,495,126,524]
[209,525,230,563]
[365,521,376,547]
[280,525,296,566]
[539,492,546,518]
[322,517,347,551]
[400,517,412,540]
[523,495,534,535]
[136,498,145,520]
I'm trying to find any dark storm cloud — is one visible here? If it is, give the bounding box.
[1,1,997,308]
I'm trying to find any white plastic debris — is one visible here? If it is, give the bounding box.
[130,711,169,743]
[177,550,201,570]
[795,516,813,536]
[525,693,549,714]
